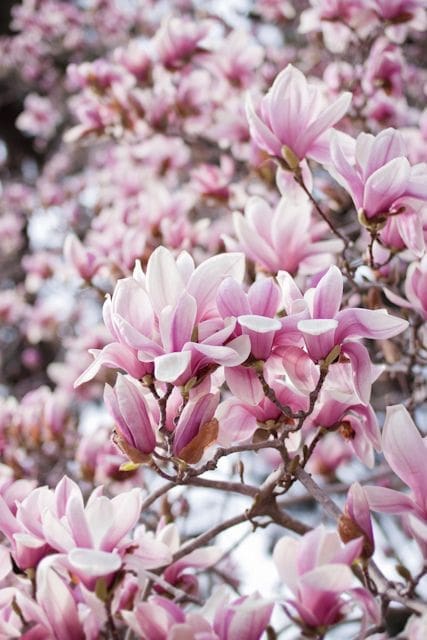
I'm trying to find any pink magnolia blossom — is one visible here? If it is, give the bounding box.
[16,93,60,140]
[362,38,405,97]
[232,190,343,275]
[372,0,427,43]
[273,525,379,632]
[387,254,427,318]
[246,64,351,165]
[278,265,408,404]
[154,522,222,595]
[0,476,142,583]
[172,392,220,460]
[217,379,307,445]
[104,374,157,463]
[64,234,103,281]
[330,128,427,252]
[0,586,57,640]
[341,483,375,559]
[365,405,427,520]
[304,362,382,466]
[155,17,209,70]
[216,276,283,404]
[122,596,212,639]
[210,591,274,640]
[75,247,250,388]
[210,31,264,88]
[35,556,85,640]
[122,591,272,640]
[299,0,373,53]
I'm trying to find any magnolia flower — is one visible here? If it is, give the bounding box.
[273,525,379,632]
[104,374,157,463]
[330,128,427,253]
[246,64,351,164]
[216,277,282,404]
[299,0,373,53]
[278,265,408,404]
[217,379,307,446]
[233,191,343,275]
[122,590,273,640]
[155,17,209,70]
[0,476,142,585]
[340,483,375,559]
[75,247,250,387]
[385,253,427,316]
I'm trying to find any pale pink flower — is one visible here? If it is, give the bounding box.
[361,38,405,97]
[217,379,307,445]
[216,277,282,404]
[246,64,352,164]
[372,0,427,43]
[341,483,375,558]
[64,234,103,281]
[75,247,250,388]
[210,31,264,88]
[154,522,221,595]
[273,525,379,632]
[403,254,427,318]
[16,93,60,140]
[304,362,382,466]
[172,392,220,460]
[233,191,343,275]
[330,128,427,253]
[122,591,272,640]
[104,374,157,463]
[155,17,209,70]
[279,265,408,404]
[299,1,373,53]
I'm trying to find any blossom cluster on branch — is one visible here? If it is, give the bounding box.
[0,0,427,638]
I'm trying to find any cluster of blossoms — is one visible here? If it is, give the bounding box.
[1,0,427,638]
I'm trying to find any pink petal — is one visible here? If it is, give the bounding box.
[302,91,352,154]
[226,597,273,640]
[187,253,245,322]
[301,564,355,591]
[330,130,363,208]
[216,400,258,445]
[115,375,155,453]
[74,343,148,387]
[160,291,197,352]
[224,365,264,406]
[37,559,84,640]
[173,393,219,456]
[217,276,250,319]
[312,265,343,319]
[382,404,427,506]
[154,351,192,383]
[68,548,122,577]
[273,536,300,593]
[191,335,251,367]
[363,157,410,216]
[248,278,281,317]
[146,246,185,316]
[341,342,372,405]
[406,163,427,200]
[364,485,417,515]
[396,207,425,258]
[281,346,319,394]
[245,94,281,156]
[360,128,406,179]
[335,308,408,342]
